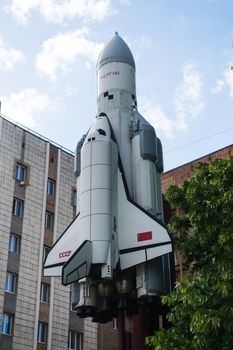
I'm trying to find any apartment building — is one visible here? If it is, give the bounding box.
[0,115,97,350]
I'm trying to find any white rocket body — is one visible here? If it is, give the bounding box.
[97,60,136,196]
[44,33,172,318]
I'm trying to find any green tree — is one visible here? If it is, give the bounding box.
[231,41,233,70]
[146,157,233,350]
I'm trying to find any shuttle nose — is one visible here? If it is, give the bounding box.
[85,116,111,142]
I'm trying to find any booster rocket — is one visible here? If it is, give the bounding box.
[44,33,173,321]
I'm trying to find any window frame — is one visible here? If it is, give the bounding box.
[15,164,26,182]
[1,313,13,336]
[71,188,77,208]
[40,283,50,304]
[14,160,30,185]
[5,272,17,294]
[42,246,50,263]
[12,198,23,217]
[9,234,20,253]
[45,211,54,230]
[37,322,47,343]
[112,317,118,330]
[69,290,76,312]
[68,330,82,350]
[47,179,56,197]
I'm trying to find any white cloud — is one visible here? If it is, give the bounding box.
[64,85,79,96]
[139,96,174,138]
[5,0,41,25]
[0,88,57,128]
[85,61,91,70]
[174,63,205,130]
[224,67,233,98]
[36,27,103,79]
[211,79,225,93]
[134,35,153,61]
[211,64,233,98]
[6,0,115,25]
[0,36,25,71]
[120,0,131,5]
[139,35,152,50]
[139,63,205,138]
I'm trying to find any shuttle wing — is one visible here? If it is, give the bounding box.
[44,151,172,279]
[44,214,81,276]
[62,240,92,285]
[117,168,172,270]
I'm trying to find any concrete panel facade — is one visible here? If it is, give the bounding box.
[0,116,88,350]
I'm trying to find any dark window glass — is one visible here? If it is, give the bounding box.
[47,179,55,196]
[9,234,20,253]
[37,322,47,343]
[5,273,17,294]
[68,330,82,350]
[1,313,13,335]
[112,317,118,330]
[72,189,77,208]
[69,290,76,312]
[15,165,26,181]
[43,246,50,263]
[12,198,23,217]
[45,212,53,230]
[40,283,50,303]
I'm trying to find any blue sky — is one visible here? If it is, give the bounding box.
[0,0,232,171]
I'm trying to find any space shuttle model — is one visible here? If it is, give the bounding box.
[44,33,173,322]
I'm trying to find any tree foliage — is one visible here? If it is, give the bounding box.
[231,41,233,70]
[146,157,233,349]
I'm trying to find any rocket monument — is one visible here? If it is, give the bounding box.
[44,32,173,323]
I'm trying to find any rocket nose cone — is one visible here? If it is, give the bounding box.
[97,32,135,70]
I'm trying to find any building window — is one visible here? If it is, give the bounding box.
[5,273,17,294]
[40,283,50,303]
[37,322,47,343]
[9,234,20,253]
[47,179,55,196]
[1,313,13,335]
[15,164,26,182]
[112,317,118,330]
[71,189,77,208]
[12,198,23,217]
[43,246,50,263]
[45,211,53,230]
[69,290,76,312]
[68,330,82,350]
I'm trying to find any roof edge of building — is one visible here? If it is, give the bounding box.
[164,143,233,175]
[0,113,74,156]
